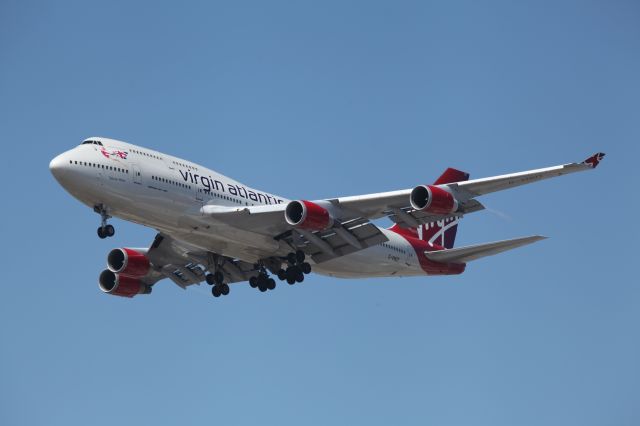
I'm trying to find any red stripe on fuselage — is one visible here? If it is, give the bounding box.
[390,225,466,275]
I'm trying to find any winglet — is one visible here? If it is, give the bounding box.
[582,152,606,168]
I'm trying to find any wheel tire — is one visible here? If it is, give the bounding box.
[258,283,268,292]
[257,274,266,286]
[212,286,221,297]
[295,250,305,263]
[267,278,276,290]
[214,271,224,285]
[286,267,295,280]
[295,271,304,283]
[97,227,106,239]
[277,269,287,281]
[105,224,115,237]
[287,277,296,285]
[249,276,258,288]
[205,274,216,285]
[301,262,311,274]
[287,252,297,265]
[221,283,230,296]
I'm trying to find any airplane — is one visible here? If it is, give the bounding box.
[49,137,605,298]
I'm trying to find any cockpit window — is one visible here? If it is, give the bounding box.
[82,140,103,146]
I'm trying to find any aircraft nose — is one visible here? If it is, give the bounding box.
[49,153,68,179]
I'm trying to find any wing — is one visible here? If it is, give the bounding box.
[449,152,606,201]
[199,153,604,263]
[424,235,547,263]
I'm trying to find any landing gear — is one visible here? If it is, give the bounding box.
[94,205,114,239]
[211,283,230,298]
[97,223,114,239]
[278,250,311,285]
[206,270,224,285]
[207,267,230,298]
[250,268,276,293]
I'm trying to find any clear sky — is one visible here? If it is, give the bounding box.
[1,1,638,425]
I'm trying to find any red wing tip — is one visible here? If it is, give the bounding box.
[582,152,606,168]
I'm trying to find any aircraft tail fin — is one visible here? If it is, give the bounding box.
[419,168,469,249]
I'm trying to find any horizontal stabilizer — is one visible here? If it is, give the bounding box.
[424,235,547,263]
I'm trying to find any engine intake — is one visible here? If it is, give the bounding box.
[107,248,150,277]
[99,269,151,298]
[285,200,333,231]
[410,185,459,215]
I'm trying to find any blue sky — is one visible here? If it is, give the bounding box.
[1,1,638,425]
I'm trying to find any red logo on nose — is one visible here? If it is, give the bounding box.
[100,147,128,160]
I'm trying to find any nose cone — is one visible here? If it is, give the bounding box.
[49,153,69,181]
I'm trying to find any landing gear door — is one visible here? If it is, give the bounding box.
[131,164,142,185]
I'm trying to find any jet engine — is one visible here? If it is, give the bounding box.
[100,248,151,297]
[410,185,459,215]
[285,200,334,231]
[107,248,150,277]
[99,269,151,298]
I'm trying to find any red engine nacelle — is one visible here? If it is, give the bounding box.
[107,248,150,277]
[285,200,334,231]
[410,185,459,215]
[99,269,152,298]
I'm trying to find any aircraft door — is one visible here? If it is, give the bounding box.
[131,164,142,184]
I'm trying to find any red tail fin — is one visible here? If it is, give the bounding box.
[390,167,469,249]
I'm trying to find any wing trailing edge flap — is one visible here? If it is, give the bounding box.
[277,217,388,264]
[424,235,547,264]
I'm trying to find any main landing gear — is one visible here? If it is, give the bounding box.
[205,251,312,299]
[276,250,311,285]
[249,268,276,293]
[206,270,229,298]
[95,205,115,239]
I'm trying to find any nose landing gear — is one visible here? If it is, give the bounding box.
[94,205,115,239]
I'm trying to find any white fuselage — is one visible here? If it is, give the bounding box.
[50,138,427,279]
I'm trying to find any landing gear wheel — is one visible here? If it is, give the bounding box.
[257,274,267,292]
[212,286,221,297]
[295,270,304,283]
[285,267,295,281]
[301,262,311,274]
[97,227,107,239]
[267,278,276,290]
[249,276,258,288]
[295,250,305,263]
[213,271,224,285]
[220,283,230,296]
[95,205,113,239]
[277,269,287,281]
[287,252,297,265]
[206,274,216,285]
[287,277,296,285]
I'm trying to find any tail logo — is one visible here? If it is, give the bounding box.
[583,152,605,168]
[419,216,460,247]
